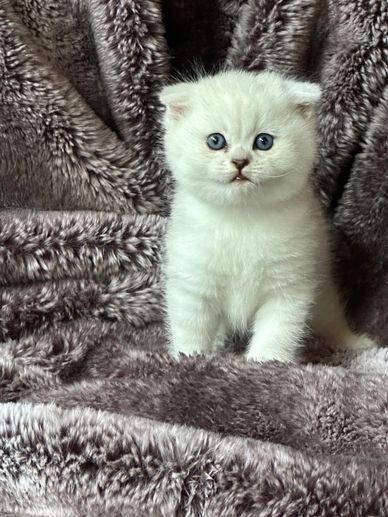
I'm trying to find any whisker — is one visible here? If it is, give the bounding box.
[264,171,293,179]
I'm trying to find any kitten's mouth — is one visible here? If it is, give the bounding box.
[231,172,251,183]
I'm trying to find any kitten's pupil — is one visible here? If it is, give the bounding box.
[254,133,273,151]
[207,133,227,150]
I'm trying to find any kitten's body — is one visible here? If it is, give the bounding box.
[160,71,377,361]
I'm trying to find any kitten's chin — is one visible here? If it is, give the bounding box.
[226,183,259,203]
[206,182,261,206]
[179,181,256,207]
[188,177,307,207]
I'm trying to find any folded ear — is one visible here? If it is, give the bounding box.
[159,82,193,120]
[286,80,321,118]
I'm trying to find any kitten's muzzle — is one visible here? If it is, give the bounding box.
[231,172,250,182]
[231,158,251,182]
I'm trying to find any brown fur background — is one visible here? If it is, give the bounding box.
[0,0,388,515]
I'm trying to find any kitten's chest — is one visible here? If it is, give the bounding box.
[208,229,272,326]
[168,203,311,291]
[207,225,270,282]
[205,218,306,298]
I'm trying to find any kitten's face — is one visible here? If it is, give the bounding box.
[160,71,320,206]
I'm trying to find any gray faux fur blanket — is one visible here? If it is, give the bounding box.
[0,0,388,515]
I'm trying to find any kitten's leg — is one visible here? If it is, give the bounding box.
[212,320,228,351]
[166,286,222,357]
[312,279,378,351]
[246,292,312,362]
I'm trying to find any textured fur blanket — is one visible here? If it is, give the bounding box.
[0,0,388,515]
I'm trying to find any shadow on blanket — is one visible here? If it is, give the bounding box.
[0,0,387,515]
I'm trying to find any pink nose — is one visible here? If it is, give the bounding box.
[232,159,250,171]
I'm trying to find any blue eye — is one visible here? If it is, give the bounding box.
[207,133,227,150]
[254,133,274,151]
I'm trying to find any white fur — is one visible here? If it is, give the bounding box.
[160,70,377,362]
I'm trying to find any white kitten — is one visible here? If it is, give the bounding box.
[160,70,377,362]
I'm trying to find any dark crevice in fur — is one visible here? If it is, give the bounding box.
[304,0,330,80]
[160,0,241,75]
[327,142,363,214]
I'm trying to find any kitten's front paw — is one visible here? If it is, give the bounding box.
[245,348,296,363]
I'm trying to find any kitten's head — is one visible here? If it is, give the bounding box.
[159,70,321,206]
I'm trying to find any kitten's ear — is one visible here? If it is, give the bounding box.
[286,80,321,118]
[159,83,192,120]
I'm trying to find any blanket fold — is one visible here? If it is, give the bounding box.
[0,0,387,515]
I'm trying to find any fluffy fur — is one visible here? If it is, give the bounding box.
[161,70,377,361]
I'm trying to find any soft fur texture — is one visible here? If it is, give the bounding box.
[0,0,388,515]
[161,70,376,361]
